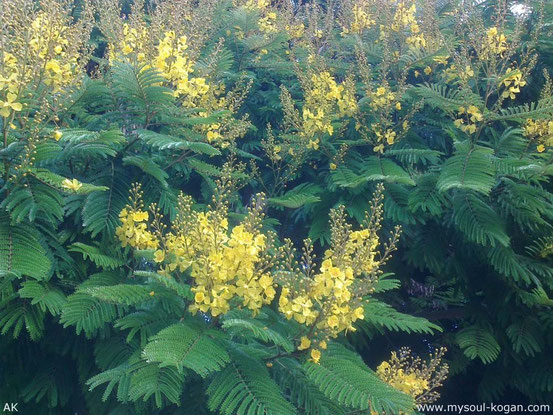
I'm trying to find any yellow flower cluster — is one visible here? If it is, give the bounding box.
[367,86,400,111]
[481,27,507,59]
[109,25,237,147]
[376,347,448,405]
[301,71,357,149]
[500,68,526,100]
[116,184,278,317]
[277,192,395,363]
[387,0,426,50]
[29,13,81,91]
[116,208,159,250]
[110,23,149,61]
[342,4,375,35]
[242,0,270,10]
[524,119,553,152]
[454,105,483,134]
[373,125,397,153]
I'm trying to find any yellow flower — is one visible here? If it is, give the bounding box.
[149,291,155,296]
[62,178,82,191]
[319,340,327,350]
[298,336,311,350]
[537,144,546,153]
[53,130,63,141]
[424,66,432,75]
[310,348,321,364]
[154,250,165,263]
[0,93,23,117]
[329,163,337,170]
[395,102,402,110]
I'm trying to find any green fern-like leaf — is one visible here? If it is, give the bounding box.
[206,349,297,415]
[18,281,66,315]
[437,142,496,195]
[456,326,500,364]
[68,242,125,269]
[221,318,294,352]
[452,192,510,247]
[0,214,51,279]
[142,322,230,377]
[304,343,413,413]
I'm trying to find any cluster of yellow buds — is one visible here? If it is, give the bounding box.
[524,119,553,152]
[454,105,483,134]
[481,27,508,59]
[341,3,375,35]
[500,68,526,100]
[277,187,398,364]
[376,347,449,405]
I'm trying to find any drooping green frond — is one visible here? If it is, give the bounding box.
[488,98,553,122]
[87,362,134,403]
[18,281,66,315]
[142,322,230,377]
[359,299,442,334]
[206,349,298,415]
[408,173,448,216]
[0,298,45,340]
[30,168,109,194]
[506,319,544,356]
[304,343,414,414]
[1,180,64,224]
[137,129,221,156]
[221,318,294,352]
[122,156,169,188]
[69,242,125,269]
[413,82,482,112]
[456,326,501,364]
[60,292,118,337]
[82,168,130,238]
[127,362,184,408]
[451,192,510,247]
[273,357,344,415]
[268,183,322,208]
[332,157,415,188]
[81,284,155,306]
[0,214,51,279]
[437,142,496,195]
[115,310,178,345]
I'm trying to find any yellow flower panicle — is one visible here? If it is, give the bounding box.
[342,3,375,35]
[115,176,279,317]
[501,68,526,100]
[277,185,400,359]
[524,119,553,153]
[481,27,508,59]
[376,347,449,405]
[299,71,357,149]
[454,105,483,135]
[116,185,159,251]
